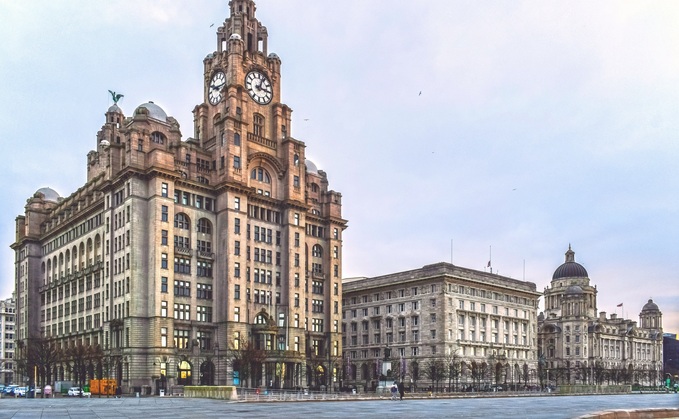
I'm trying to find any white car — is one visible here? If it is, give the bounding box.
[67,387,82,396]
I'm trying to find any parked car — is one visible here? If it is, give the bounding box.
[14,387,27,397]
[67,387,82,396]
[3,385,18,395]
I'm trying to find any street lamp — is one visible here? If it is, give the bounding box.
[213,342,219,386]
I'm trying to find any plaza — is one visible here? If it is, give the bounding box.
[0,394,676,419]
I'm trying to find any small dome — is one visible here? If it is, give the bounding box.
[135,101,167,122]
[205,53,214,59]
[229,33,242,40]
[268,52,280,60]
[642,299,659,312]
[305,159,319,175]
[565,285,583,295]
[107,104,123,114]
[35,187,61,202]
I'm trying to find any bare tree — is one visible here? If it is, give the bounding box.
[227,340,266,388]
[409,360,420,392]
[27,337,63,387]
[445,350,462,392]
[423,358,448,392]
[63,343,103,386]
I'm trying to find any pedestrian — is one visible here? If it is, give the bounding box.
[390,383,398,400]
[397,381,405,401]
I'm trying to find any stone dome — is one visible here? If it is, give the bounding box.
[565,284,583,295]
[107,104,123,114]
[135,101,168,122]
[35,187,61,202]
[641,299,659,312]
[305,159,319,175]
[552,246,588,280]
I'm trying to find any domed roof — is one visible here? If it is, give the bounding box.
[268,52,280,60]
[553,263,588,280]
[642,299,659,312]
[35,187,61,202]
[229,33,242,40]
[135,101,167,122]
[107,104,123,114]
[565,284,583,295]
[552,246,589,280]
[305,159,319,175]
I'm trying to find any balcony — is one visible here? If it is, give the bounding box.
[247,132,277,150]
[175,247,193,256]
[197,251,214,260]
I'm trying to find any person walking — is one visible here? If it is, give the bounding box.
[390,383,398,400]
[397,381,405,400]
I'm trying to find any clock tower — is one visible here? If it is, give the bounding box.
[193,0,296,189]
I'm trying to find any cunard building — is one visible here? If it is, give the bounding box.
[342,263,541,392]
[12,0,346,393]
[538,246,663,387]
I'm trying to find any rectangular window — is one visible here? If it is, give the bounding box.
[197,283,212,299]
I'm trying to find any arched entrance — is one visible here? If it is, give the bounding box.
[178,361,192,385]
[200,361,215,385]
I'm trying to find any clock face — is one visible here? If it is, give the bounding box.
[208,71,226,105]
[245,70,273,105]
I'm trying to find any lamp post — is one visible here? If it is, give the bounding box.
[213,342,219,386]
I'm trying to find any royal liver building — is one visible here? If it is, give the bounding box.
[12,0,346,394]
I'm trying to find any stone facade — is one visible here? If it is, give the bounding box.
[12,0,346,393]
[0,297,15,385]
[341,262,541,392]
[538,247,663,386]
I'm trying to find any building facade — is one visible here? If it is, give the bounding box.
[342,263,541,392]
[538,247,663,387]
[662,333,678,387]
[0,297,16,385]
[12,0,346,393]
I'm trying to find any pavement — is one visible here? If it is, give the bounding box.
[0,393,676,419]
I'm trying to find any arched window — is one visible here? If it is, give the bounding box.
[312,244,323,258]
[174,213,190,230]
[197,218,212,234]
[311,183,319,193]
[254,314,268,325]
[151,131,166,144]
[250,167,271,183]
[253,114,264,136]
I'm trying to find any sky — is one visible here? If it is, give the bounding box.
[1,1,677,333]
